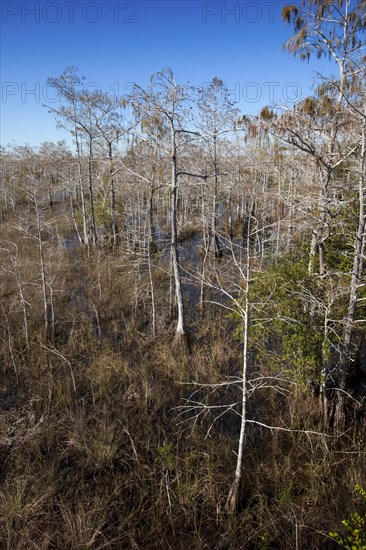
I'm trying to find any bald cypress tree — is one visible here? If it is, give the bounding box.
[282,0,366,428]
[131,69,199,347]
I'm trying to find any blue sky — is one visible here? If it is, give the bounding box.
[1,0,338,147]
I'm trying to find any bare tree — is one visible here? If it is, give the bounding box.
[0,241,29,348]
[332,79,366,429]
[47,68,90,247]
[197,77,238,258]
[130,68,202,346]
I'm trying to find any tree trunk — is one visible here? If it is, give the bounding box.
[226,258,250,514]
[226,213,252,513]
[332,108,366,430]
[88,137,98,246]
[170,129,187,346]
[35,198,53,339]
[211,128,222,257]
[148,188,157,337]
[109,141,118,252]
[72,101,89,247]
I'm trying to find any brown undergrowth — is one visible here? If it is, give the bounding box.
[1,221,366,549]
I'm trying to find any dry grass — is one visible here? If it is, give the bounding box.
[1,202,365,549]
